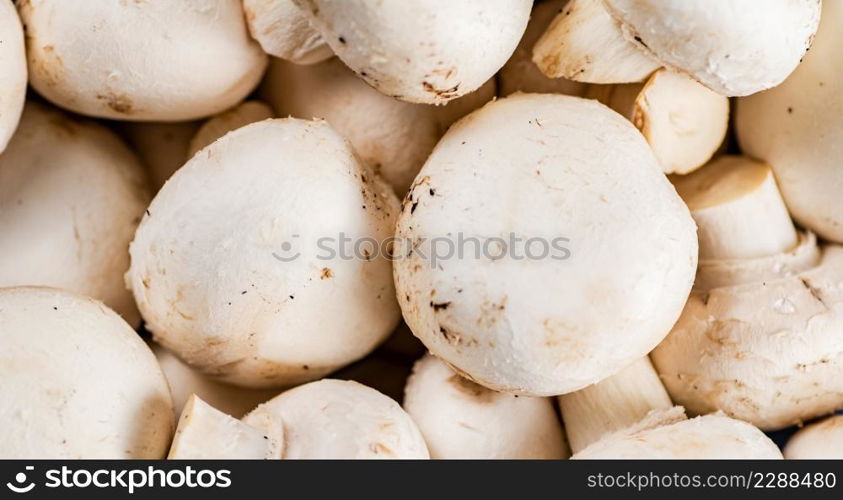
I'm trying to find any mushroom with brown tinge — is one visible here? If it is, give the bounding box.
[291,0,529,104]
[170,380,429,459]
[0,102,150,326]
[783,415,843,459]
[0,287,174,458]
[0,0,26,154]
[127,118,401,388]
[652,155,843,430]
[394,93,698,396]
[243,0,333,65]
[533,0,821,97]
[19,0,268,120]
[737,0,843,243]
[561,357,782,459]
[587,69,729,175]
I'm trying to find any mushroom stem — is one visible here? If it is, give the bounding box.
[672,156,798,261]
[558,356,673,453]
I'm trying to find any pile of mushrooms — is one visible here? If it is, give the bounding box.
[1,0,842,461]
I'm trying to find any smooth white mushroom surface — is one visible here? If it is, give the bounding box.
[127,118,401,388]
[243,0,332,64]
[0,101,149,326]
[0,0,26,153]
[573,412,783,460]
[262,57,495,195]
[404,354,569,459]
[19,0,268,120]
[394,93,698,396]
[784,415,843,459]
[535,0,821,96]
[243,379,429,459]
[293,0,531,104]
[0,287,174,458]
[737,0,843,243]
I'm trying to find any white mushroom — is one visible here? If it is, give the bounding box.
[587,69,729,175]
[119,121,200,192]
[0,101,149,325]
[127,118,401,388]
[560,357,781,459]
[652,155,843,429]
[187,100,275,158]
[534,0,821,96]
[261,57,493,194]
[394,93,698,396]
[243,0,332,64]
[0,0,26,153]
[737,0,843,243]
[497,1,586,97]
[783,415,843,459]
[152,343,279,419]
[0,287,174,458]
[404,354,569,459]
[19,0,268,120]
[292,0,530,104]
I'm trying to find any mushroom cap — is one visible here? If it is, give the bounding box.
[243,379,429,459]
[574,412,782,459]
[0,102,149,325]
[652,245,843,430]
[187,100,274,158]
[736,0,843,243]
[20,0,267,121]
[404,354,568,459]
[602,0,821,97]
[127,118,401,388]
[0,0,26,153]
[498,1,586,97]
[394,93,698,396]
[293,0,531,104]
[0,287,174,458]
[243,0,332,64]
[261,56,442,195]
[784,415,843,459]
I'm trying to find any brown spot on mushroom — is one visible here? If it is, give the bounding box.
[96,92,134,114]
[800,278,826,307]
[320,267,334,280]
[447,375,496,403]
[430,301,451,311]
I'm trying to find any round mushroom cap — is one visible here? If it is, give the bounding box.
[243,0,332,64]
[653,245,843,430]
[603,0,820,97]
[784,415,843,459]
[294,0,531,104]
[0,0,26,153]
[127,118,401,388]
[404,354,568,459]
[19,0,268,121]
[0,287,174,458]
[0,101,149,325]
[243,379,429,459]
[394,93,698,396]
[736,0,843,243]
[574,413,783,459]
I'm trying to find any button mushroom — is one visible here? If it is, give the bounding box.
[404,354,569,459]
[170,380,429,459]
[561,357,782,459]
[19,0,268,120]
[0,0,26,153]
[737,0,843,243]
[394,93,698,396]
[783,415,843,459]
[652,155,843,429]
[291,0,530,104]
[0,287,174,458]
[0,102,150,326]
[243,0,332,65]
[534,0,821,96]
[127,118,401,388]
